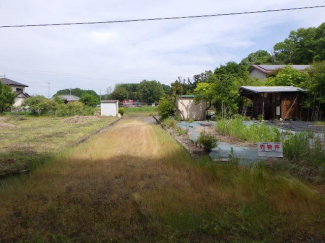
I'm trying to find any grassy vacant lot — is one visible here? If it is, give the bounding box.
[124,106,157,115]
[0,115,116,175]
[0,117,324,242]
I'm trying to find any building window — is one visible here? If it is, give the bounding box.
[16,88,23,92]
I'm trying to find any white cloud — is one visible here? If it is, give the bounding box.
[0,0,324,96]
[89,30,119,43]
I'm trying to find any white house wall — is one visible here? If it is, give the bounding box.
[250,69,266,80]
[13,97,25,107]
[10,86,25,93]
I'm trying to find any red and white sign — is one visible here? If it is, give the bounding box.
[257,142,283,158]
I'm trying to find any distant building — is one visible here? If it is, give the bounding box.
[249,65,310,80]
[176,95,206,121]
[58,95,80,104]
[239,86,306,120]
[0,78,30,107]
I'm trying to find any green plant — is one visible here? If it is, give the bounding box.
[177,127,187,136]
[257,114,264,121]
[283,132,325,166]
[118,107,125,116]
[23,95,58,115]
[157,96,175,120]
[80,94,99,107]
[0,81,15,113]
[188,118,194,123]
[162,117,176,128]
[216,117,283,143]
[196,131,217,152]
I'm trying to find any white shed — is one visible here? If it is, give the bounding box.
[176,95,206,121]
[101,100,119,116]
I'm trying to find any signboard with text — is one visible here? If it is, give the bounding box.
[257,142,283,158]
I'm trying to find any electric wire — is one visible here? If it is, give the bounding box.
[0,6,324,28]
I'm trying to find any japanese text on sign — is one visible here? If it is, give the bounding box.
[257,142,283,158]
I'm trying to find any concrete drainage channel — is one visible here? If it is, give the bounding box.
[0,117,122,179]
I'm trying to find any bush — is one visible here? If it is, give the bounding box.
[157,96,175,120]
[55,102,94,116]
[283,132,325,166]
[118,107,125,116]
[23,96,58,115]
[196,131,218,152]
[162,117,176,128]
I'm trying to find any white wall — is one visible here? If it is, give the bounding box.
[13,97,25,107]
[101,102,118,116]
[250,69,266,80]
[177,98,206,121]
[11,86,25,93]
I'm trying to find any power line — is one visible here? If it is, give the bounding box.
[0,6,324,29]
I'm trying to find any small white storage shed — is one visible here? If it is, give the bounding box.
[101,100,119,116]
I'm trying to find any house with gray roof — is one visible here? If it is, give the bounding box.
[249,65,310,80]
[0,78,30,107]
[58,95,80,103]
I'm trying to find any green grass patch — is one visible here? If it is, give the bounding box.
[0,115,116,174]
[216,118,282,143]
[124,106,157,114]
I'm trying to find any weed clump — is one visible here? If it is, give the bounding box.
[196,131,218,152]
[162,117,177,128]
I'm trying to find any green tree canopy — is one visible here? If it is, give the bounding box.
[111,86,128,101]
[240,50,273,65]
[80,94,99,107]
[0,81,15,113]
[137,80,164,104]
[264,66,309,86]
[273,22,325,64]
[214,62,249,79]
[54,88,98,98]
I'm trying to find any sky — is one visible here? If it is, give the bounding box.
[0,0,324,97]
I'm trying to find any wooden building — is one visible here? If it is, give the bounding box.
[239,86,306,120]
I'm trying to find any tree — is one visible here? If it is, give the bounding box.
[162,84,172,95]
[80,94,99,107]
[54,88,98,98]
[0,81,15,113]
[194,74,239,118]
[302,61,325,119]
[111,86,128,101]
[272,23,325,64]
[214,62,249,79]
[264,66,309,86]
[240,50,272,65]
[137,80,164,104]
[171,80,183,96]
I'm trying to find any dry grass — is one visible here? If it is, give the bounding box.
[0,117,324,242]
[0,115,116,174]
